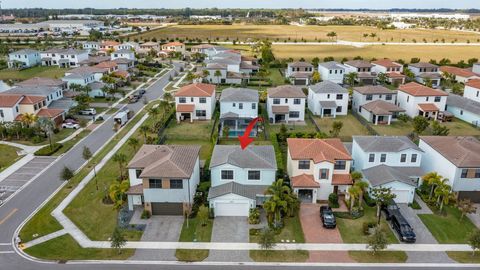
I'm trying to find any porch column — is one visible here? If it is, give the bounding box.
[388,115,391,125]
[190,112,193,123]
[321,108,324,118]
[286,114,289,124]
[273,114,276,124]
[333,109,337,118]
[373,115,377,125]
[235,119,238,132]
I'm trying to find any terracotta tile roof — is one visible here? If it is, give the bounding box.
[332,174,353,185]
[20,95,45,104]
[372,59,402,68]
[36,108,64,118]
[417,103,439,112]
[466,79,480,89]
[163,42,184,47]
[94,61,118,69]
[113,70,130,78]
[387,72,406,78]
[0,95,23,107]
[175,83,215,97]
[410,62,438,68]
[176,104,195,112]
[268,85,306,98]
[440,66,478,78]
[101,40,120,46]
[420,136,480,167]
[291,174,320,188]
[398,82,448,97]
[287,138,352,164]
[126,184,143,195]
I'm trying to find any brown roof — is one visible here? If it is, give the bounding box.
[372,59,402,68]
[101,40,120,46]
[20,95,45,104]
[289,61,313,68]
[113,70,130,78]
[440,66,478,78]
[36,108,64,118]
[332,174,353,185]
[126,184,143,195]
[466,79,480,89]
[420,136,480,167]
[175,83,215,97]
[271,105,289,114]
[128,144,201,179]
[0,95,23,107]
[387,72,406,78]
[268,85,306,98]
[176,104,195,112]
[398,82,448,97]
[16,77,64,87]
[354,85,394,95]
[163,42,184,47]
[417,103,439,112]
[362,100,405,115]
[291,174,320,188]
[409,62,438,68]
[345,60,373,68]
[94,61,118,69]
[287,138,352,164]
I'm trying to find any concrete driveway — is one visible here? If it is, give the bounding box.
[300,204,353,263]
[206,216,251,262]
[467,204,480,228]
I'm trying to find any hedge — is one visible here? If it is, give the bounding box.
[34,143,63,156]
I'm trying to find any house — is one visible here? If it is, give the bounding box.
[219,87,259,137]
[82,41,100,53]
[175,83,216,122]
[351,136,424,203]
[307,81,349,117]
[40,48,89,68]
[208,145,277,217]
[139,42,160,53]
[419,136,480,202]
[473,63,480,75]
[352,85,404,125]
[62,66,108,97]
[190,44,216,54]
[94,61,119,73]
[113,58,135,71]
[446,94,480,127]
[115,42,140,52]
[99,40,120,52]
[440,66,479,84]
[371,59,406,85]
[397,82,448,119]
[161,42,186,54]
[344,60,376,85]
[7,49,41,69]
[203,50,257,85]
[267,85,306,124]
[318,61,345,84]
[79,55,111,66]
[3,85,64,107]
[126,145,201,215]
[464,79,480,103]
[285,62,314,85]
[0,95,24,122]
[408,62,442,88]
[287,138,353,202]
[111,49,136,61]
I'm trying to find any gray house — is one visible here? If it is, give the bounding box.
[219,87,259,137]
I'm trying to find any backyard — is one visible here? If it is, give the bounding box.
[0,66,66,81]
[314,114,370,141]
[0,144,22,172]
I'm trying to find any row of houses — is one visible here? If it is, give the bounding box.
[124,135,480,216]
[81,40,186,57]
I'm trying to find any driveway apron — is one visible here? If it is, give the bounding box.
[206,216,251,262]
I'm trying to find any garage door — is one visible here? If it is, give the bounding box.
[392,190,410,204]
[294,79,307,85]
[151,203,183,215]
[214,201,250,217]
[458,191,480,203]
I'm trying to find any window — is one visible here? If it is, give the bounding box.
[460,110,463,115]
[285,98,288,103]
[221,170,234,180]
[294,98,301,104]
[135,170,142,178]
[461,169,468,178]
[400,154,407,163]
[477,91,479,97]
[298,160,310,170]
[170,179,183,189]
[239,103,243,109]
[366,94,373,101]
[190,97,194,102]
[248,171,261,180]
[327,94,330,99]
[336,106,342,113]
[334,160,346,170]
[476,169,480,178]
[426,97,429,101]
[369,154,375,162]
[289,111,300,118]
[386,94,392,100]
[434,96,441,102]
[329,70,333,74]
[252,103,256,110]
[196,110,206,117]
[380,154,386,163]
[149,179,162,189]
[319,169,328,179]
[232,103,236,107]
[273,98,280,105]
[336,94,343,100]
[179,97,186,103]
[199,97,206,103]
[411,154,417,163]
[407,96,409,102]
[0,110,3,118]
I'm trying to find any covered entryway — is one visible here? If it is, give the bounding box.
[291,174,320,203]
[271,105,289,123]
[176,104,194,123]
[319,101,338,118]
[213,201,250,217]
[298,189,314,203]
[151,202,183,215]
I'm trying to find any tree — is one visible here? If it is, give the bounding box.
[431,121,449,136]
[139,125,150,144]
[20,113,38,127]
[263,179,291,227]
[185,71,196,82]
[354,179,369,210]
[468,230,480,256]
[127,137,140,152]
[371,187,396,225]
[36,117,55,150]
[112,153,127,180]
[367,227,388,255]
[197,205,209,226]
[434,181,452,213]
[422,172,444,200]
[377,72,387,85]
[82,146,92,161]
[326,31,337,41]
[109,180,130,209]
[403,68,415,82]
[222,125,230,139]
[257,68,269,87]
[412,116,430,135]
[329,121,343,138]
[60,166,74,181]
[347,185,361,212]
[202,69,210,82]
[258,227,276,252]
[311,70,321,84]
[458,199,477,220]
[110,227,126,254]
[214,70,222,85]
[311,57,320,67]
[423,77,433,88]
[345,72,358,86]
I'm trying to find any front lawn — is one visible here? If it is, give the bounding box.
[418,205,477,244]
[250,250,309,262]
[348,251,408,263]
[313,114,369,141]
[0,144,22,172]
[0,66,66,81]
[53,130,91,156]
[250,215,305,243]
[335,205,398,244]
[175,217,213,261]
[13,128,76,146]
[447,252,480,263]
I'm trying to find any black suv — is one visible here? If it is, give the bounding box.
[382,201,400,220]
[382,200,416,243]
[320,205,336,229]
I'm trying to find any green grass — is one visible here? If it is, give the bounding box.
[348,251,408,263]
[418,205,477,244]
[164,120,213,141]
[440,119,480,137]
[24,234,134,261]
[164,139,213,160]
[314,114,370,141]
[12,128,76,146]
[336,205,398,244]
[447,252,480,263]
[267,68,286,86]
[53,130,91,156]
[0,66,66,81]
[250,250,309,262]
[267,121,318,134]
[175,217,213,261]
[250,216,305,243]
[371,120,413,136]
[0,144,22,172]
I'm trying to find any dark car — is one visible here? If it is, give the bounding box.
[138,89,146,96]
[381,200,401,220]
[390,214,416,243]
[320,205,336,229]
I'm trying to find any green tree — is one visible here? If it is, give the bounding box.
[112,153,128,180]
[127,137,140,152]
[423,77,433,88]
[82,146,92,161]
[377,72,387,85]
[347,185,361,213]
[354,178,369,210]
[434,181,452,213]
[60,166,74,181]
[139,125,150,144]
[329,121,343,138]
[422,172,445,200]
[36,117,55,150]
[263,179,290,227]
[110,227,126,254]
[468,230,480,256]
[197,205,209,226]
[311,70,321,84]
[431,121,449,136]
[371,187,396,225]
[345,72,358,86]
[214,70,222,85]
[412,116,430,135]
[258,227,276,252]
[109,180,130,209]
[403,68,415,82]
[367,227,388,255]
[222,125,230,139]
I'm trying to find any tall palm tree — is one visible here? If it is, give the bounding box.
[354,180,369,210]
[347,185,361,212]
[109,180,130,209]
[434,182,452,213]
[21,113,38,128]
[377,72,387,85]
[112,153,127,180]
[36,117,55,149]
[422,172,443,200]
[202,70,210,82]
[263,179,290,227]
[139,125,150,143]
[214,70,222,85]
[345,72,358,87]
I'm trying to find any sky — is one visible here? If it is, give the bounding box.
[2,0,480,10]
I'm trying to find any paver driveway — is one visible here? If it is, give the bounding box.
[300,204,353,263]
[206,216,251,262]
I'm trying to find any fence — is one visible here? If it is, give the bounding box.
[307,111,321,132]
[157,111,175,144]
[351,110,379,136]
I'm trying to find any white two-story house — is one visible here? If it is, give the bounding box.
[267,85,306,124]
[397,82,448,119]
[287,138,353,202]
[219,87,259,137]
[161,42,186,54]
[41,48,89,68]
[464,79,480,103]
[371,59,406,85]
[126,145,201,215]
[175,83,216,122]
[285,61,314,85]
[7,49,41,69]
[318,61,345,84]
[208,145,277,217]
[111,49,136,61]
[307,81,348,117]
[419,136,480,203]
[408,62,442,88]
[62,66,107,97]
[352,86,405,125]
[344,60,376,85]
[352,136,424,203]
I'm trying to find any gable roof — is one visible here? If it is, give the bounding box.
[372,59,402,68]
[287,138,352,163]
[268,85,306,98]
[409,62,438,68]
[0,95,23,107]
[128,145,200,179]
[175,83,216,97]
[309,81,348,94]
[466,79,480,89]
[353,136,422,153]
[20,95,46,104]
[361,100,405,115]
[440,66,478,78]
[94,61,118,69]
[420,136,480,167]
[163,42,184,47]
[220,87,259,102]
[398,82,448,97]
[16,77,64,87]
[345,60,373,68]
[289,61,313,68]
[36,108,64,118]
[363,165,423,187]
[354,85,395,95]
[291,174,320,188]
[318,61,344,70]
[209,145,277,170]
[447,94,480,115]
[208,182,269,200]
[4,85,59,97]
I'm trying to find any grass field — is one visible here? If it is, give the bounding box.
[0,144,21,173]
[250,216,305,244]
[250,250,309,262]
[447,252,480,263]
[175,217,213,261]
[314,114,370,141]
[349,251,408,263]
[0,66,66,81]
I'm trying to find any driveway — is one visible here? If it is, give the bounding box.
[206,217,251,262]
[467,204,480,228]
[300,204,353,263]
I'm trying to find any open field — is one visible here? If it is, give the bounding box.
[0,66,66,81]
[133,24,480,43]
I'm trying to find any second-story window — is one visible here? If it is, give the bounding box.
[298,160,310,170]
[386,94,392,100]
[239,103,243,109]
[400,154,407,163]
[334,160,346,170]
[199,97,206,103]
[319,169,328,179]
[221,170,234,180]
[248,171,261,180]
[252,103,256,110]
[366,94,372,101]
[380,154,386,163]
[294,98,301,104]
[170,179,183,189]
[369,154,375,162]
[149,179,162,189]
[336,94,343,100]
[434,96,441,102]
[273,98,280,104]
[135,170,142,178]
[411,154,417,163]
[179,97,186,103]
[461,169,468,178]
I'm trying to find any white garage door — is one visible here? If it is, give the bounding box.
[214,201,250,217]
[392,190,410,204]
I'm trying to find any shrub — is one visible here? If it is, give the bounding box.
[31,136,44,144]
[363,221,377,235]
[363,192,376,207]
[328,193,339,208]
[409,200,422,210]
[334,211,364,220]
[249,208,260,225]
[34,143,63,156]
[141,210,151,219]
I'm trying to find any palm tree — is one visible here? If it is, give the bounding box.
[434,182,452,213]
[112,153,127,180]
[403,68,415,82]
[422,172,443,200]
[377,72,387,85]
[347,185,361,212]
[139,125,150,143]
[36,117,55,150]
[214,70,222,85]
[21,113,38,127]
[127,137,140,152]
[109,180,130,209]
[345,72,358,87]
[202,70,210,82]
[263,179,290,227]
[423,77,433,88]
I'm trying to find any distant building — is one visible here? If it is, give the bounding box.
[8,49,41,69]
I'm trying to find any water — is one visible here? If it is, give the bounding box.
[228,130,256,137]
[0,80,11,93]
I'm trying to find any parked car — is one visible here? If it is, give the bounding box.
[319,205,336,229]
[138,89,146,96]
[128,95,139,103]
[79,108,97,115]
[382,200,401,220]
[62,121,80,129]
[390,214,416,243]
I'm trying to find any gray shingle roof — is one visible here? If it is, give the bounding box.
[220,87,259,102]
[289,61,313,68]
[363,165,423,187]
[353,136,422,152]
[447,94,480,115]
[319,101,338,108]
[209,145,277,170]
[409,62,439,68]
[319,61,344,70]
[10,49,39,55]
[268,85,306,98]
[309,81,348,94]
[5,85,60,97]
[208,182,270,200]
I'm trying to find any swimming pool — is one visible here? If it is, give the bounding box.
[227,130,256,137]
